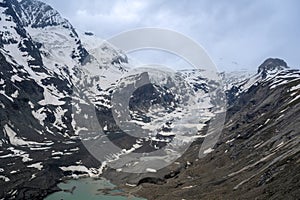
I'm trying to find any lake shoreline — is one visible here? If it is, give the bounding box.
[44,176,147,200]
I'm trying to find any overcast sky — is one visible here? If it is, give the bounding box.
[42,0,300,71]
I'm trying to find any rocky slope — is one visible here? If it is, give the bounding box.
[0,0,128,199]
[127,62,300,200]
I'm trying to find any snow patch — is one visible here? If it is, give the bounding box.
[0,175,10,182]
[39,88,65,105]
[0,147,33,162]
[203,148,214,154]
[146,168,157,173]
[32,108,47,126]
[11,90,19,98]
[182,185,195,189]
[290,84,300,91]
[3,124,28,146]
[27,162,43,170]
[226,138,235,144]
[3,124,53,147]
[0,90,13,101]
[59,165,105,177]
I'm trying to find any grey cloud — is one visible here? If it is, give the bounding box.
[42,0,300,71]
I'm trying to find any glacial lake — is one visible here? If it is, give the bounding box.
[44,177,146,200]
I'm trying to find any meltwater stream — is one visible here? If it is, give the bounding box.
[44,177,146,200]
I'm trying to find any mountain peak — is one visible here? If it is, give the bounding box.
[18,0,72,28]
[258,58,289,78]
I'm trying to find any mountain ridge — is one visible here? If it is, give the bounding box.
[0,0,299,199]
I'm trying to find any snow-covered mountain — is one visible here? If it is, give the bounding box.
[225,58,292,104]
[0,0,130,198]
[0,0,299,199]
[133,63,300,199]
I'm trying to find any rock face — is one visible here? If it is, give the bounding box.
[258,58,289,78]
[0,0,299,200]
[0,0,128,199]
[130,68,300,200]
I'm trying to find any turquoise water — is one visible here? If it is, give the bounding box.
[44,177,146,200]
